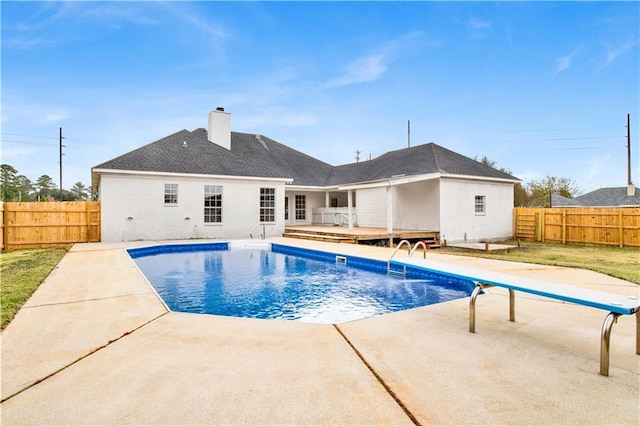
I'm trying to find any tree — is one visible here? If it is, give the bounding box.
[35,174,56,201]
[513,182,529,207]
[70,181,90,200]
[15,175,35,201]
[526,174,581,207]
[1,164,19,201]
[474,155,513,175]
[0,163,92,202]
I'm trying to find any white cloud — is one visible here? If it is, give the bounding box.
[240,110,320,129]
[554,56,571,74]
[84,5,160,26]
[2,37,60,49]
[467,17,492,38]
[325,31,427,88]
[44,110,71,123]
[553,46,585,74]
[604,39,639,66]
[326,54,387,88]
[159,2,230,40]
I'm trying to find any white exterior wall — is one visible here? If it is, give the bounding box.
[327,191,349,207]
[99,173,286,242]
[439,178,514,243]
[284,190,324,225]
[356,186,392,228]
[394,180,440,230]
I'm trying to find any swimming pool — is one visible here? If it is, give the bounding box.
[129,241,475,324]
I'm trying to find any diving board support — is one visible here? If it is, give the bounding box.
[600,312,621,377]
[468,281,639,377]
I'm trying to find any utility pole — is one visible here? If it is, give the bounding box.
[407,120,411,148]
[627,114,635,196]
[59,127,65,193]
[627,114,632,185]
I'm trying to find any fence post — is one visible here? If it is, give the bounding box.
[86,202,92,242]
[562,209,566,244]
[1,202,4,251]
[619,209,624,248]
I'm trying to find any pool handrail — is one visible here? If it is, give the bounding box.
[249,223,265,239]
[409,241,428,259]
[387,240,412,275]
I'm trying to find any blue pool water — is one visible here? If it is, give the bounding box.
[129,242,474,324]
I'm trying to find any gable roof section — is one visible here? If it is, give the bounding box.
[94,129,519,187]
[551,193,583,207]
[230,132,334,186]
[326,143,518,186]
[93,129,291,180]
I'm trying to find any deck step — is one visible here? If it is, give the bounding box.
[282,232,356,244]
[421,237,441,249]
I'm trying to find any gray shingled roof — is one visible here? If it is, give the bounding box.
[94,128,519,186]
[93,129,292,180]
[551,187,640,207]
[576,187,640,206]
[551,193,583,207]
[230,132,334,186]
[326,143,517,186]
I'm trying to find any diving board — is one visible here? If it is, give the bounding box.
[393,258,640,377]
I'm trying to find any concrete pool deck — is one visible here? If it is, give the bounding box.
[1,238,638,425]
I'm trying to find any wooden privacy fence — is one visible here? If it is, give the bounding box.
[1,201,101,250]
[514,207,640,248]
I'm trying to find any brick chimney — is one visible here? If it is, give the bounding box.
[208,107,231,150]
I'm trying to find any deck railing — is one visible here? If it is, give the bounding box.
[311,208,357,226]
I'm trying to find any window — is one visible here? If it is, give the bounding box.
[164,184,178,205]
[475,195,486,215]
[204,185,222,223]
[295,195,306,220]
[284,197,289,220]
[330,198,338,208]
[260,188,275,222]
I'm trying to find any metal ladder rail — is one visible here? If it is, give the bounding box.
[249,223,266,239]
[387,239,411,276]
[409,241,428,259]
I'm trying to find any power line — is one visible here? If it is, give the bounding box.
[1,132,83,141]
[497,126,613,133]
[546,146,609,151]
[496,135,624,143]
[1,132,58,140]
[1,139,88,149]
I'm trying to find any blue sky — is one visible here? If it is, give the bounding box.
[2,1,638,194]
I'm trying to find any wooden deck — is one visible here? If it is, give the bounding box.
[283,225,440,246]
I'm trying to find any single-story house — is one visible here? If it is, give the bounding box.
[92,108,520,243]
[552,186,639,207]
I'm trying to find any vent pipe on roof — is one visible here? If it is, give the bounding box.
[208,108,231,150]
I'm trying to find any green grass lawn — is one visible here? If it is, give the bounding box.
[1,246,70,328]
[441,241,640,284]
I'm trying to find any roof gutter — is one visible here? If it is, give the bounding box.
[91,168,293,184]
[338,173,441,190]
[337,172,519,191]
